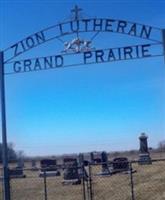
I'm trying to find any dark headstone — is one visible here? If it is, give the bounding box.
[83,160,89,166]
[78,153,84,166]
[39,159,60,177]
[78,153,84,178]
[9,167,26,178]
[17,159,24,169]
[139,154,152,165]
[32,160,36,167]
[78,154,88,166]
[63,158,81,185]
[101,151,111,175]
[31,160,38,171]
[94,157,101,163]
[112,157,129,173]
[139,133,149,153]
[40,159,57,171]
[90,152,94,163]
[78,153,88,179]
[63,158,79,180]
[138,133,152,165]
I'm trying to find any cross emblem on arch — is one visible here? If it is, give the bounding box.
[71,5,82,21]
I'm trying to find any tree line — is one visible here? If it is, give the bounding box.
[0,143,18,163]
[0,140,165,163]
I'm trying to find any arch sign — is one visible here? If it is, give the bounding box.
[0,5,165,200]
[3,5,165,74]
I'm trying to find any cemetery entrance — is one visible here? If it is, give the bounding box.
[1,5,165,200]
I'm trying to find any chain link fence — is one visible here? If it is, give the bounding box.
[3,166,85,200]
[90,163,132,200]
[0,159,165,200]
[132,160,165,200]
[0,168,3,200]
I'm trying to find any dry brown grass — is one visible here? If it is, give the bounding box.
[0,161,165,200]
[91,161,165,200]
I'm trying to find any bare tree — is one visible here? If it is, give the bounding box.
[0,143,17,162]
[158,140,165,152]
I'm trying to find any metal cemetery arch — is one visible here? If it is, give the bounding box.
[1,5,165,200]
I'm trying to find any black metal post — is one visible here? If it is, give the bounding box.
[86,166,90,200]
[88,164,93,200]
[83,163,88,200]
[82,165,86,200]
[162,29,165,63]
[0,51,11,200]
[43,170,47,200]
[129,162,135,200]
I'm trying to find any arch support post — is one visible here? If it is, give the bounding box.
[162,29,165,63]
[0,51,11,200]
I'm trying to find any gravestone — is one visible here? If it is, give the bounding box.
[63,157,81,185]
[39,159,60,177]
[78,153,84,166]
[9,158,26,178]
[90,152,94,164]
[78,153,88,179]
[138,133,152,165]
[32,160,36,167]
[31,160,38,171]
[94,157,101,163]
[9,167,26,178]
[17,159,24,168]
[112,157,129,173]
[78,153,84,178]
[101,151,111,175]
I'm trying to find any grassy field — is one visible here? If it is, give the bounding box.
[91,161,165,200]
[0,161,165,200]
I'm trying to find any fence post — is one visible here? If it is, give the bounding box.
[82,164,86,200]
[129,162,135,200]
[162,29,165,63]
[0,51,11,200]
[88,164,93,200]
[43,170,47,200]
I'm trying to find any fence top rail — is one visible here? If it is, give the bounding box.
[130,158,165,164]
[0,158,165,170]
[88,158,165,166]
